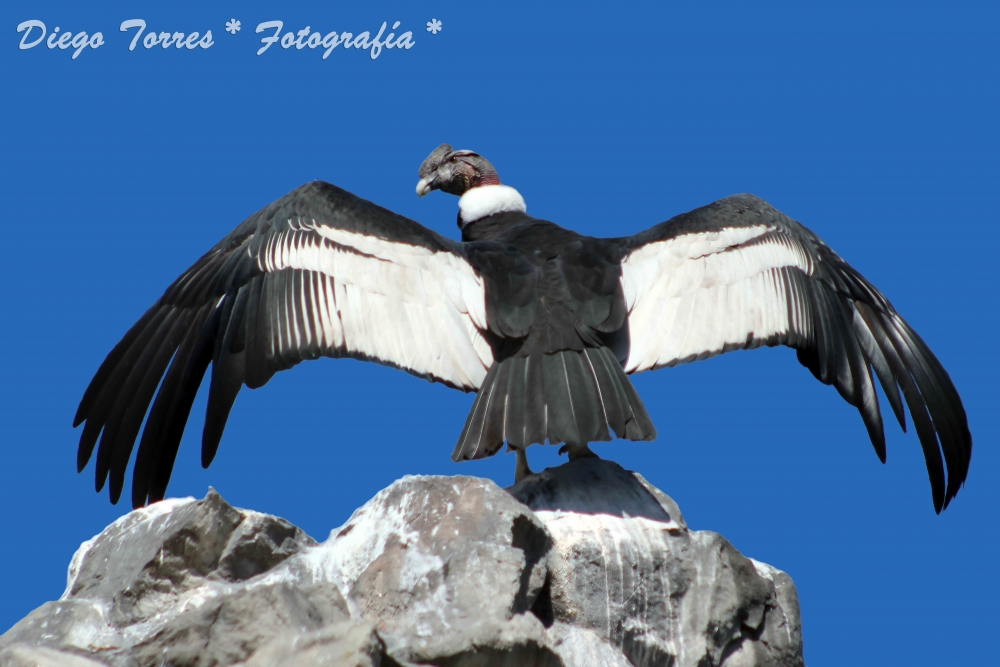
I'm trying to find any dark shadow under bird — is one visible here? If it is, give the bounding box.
[75,144,972,512]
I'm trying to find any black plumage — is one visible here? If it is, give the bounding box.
[618,194,970,511]
[452,214,657,464]
[74,145,972,512]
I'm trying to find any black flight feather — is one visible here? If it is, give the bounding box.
[73,180,970,514]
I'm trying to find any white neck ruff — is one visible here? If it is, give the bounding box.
[458,185,526,227]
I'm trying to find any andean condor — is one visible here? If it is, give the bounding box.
[75,144,972,511]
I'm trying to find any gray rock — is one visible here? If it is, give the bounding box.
[508,458,804,667]
[64,489,317,622]
[0,644,109,667]
[0,600,125,656]
[245,619,385,667]
[316,475,553,666]
[403,614,561,667]
[546,623,633,667]
[1,489,344,667]
[3,460,803,667]
[124,580,350,667]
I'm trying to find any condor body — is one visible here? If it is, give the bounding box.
[75,144,972,512]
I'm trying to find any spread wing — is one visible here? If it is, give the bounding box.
[619,194,971,512]
[75,181,492,507]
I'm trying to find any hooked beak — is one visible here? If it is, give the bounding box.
[415,175,437,198]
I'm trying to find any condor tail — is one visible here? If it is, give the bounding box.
[452,346,656,462]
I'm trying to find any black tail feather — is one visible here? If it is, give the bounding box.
[482,360,512,455]
[583,348,626,437]
[541,352,580,445]
[502,356,528,447]
[523,355,547,446]
[452,346,656,462]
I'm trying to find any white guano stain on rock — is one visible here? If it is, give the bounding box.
[3,462,802,667]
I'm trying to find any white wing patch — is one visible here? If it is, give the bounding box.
[259,219,492,390]
[621,225,815,374]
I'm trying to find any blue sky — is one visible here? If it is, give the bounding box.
[2,2,997,664]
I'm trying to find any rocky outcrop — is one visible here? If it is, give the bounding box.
[1,459,803,667]
[509,460,802,667]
